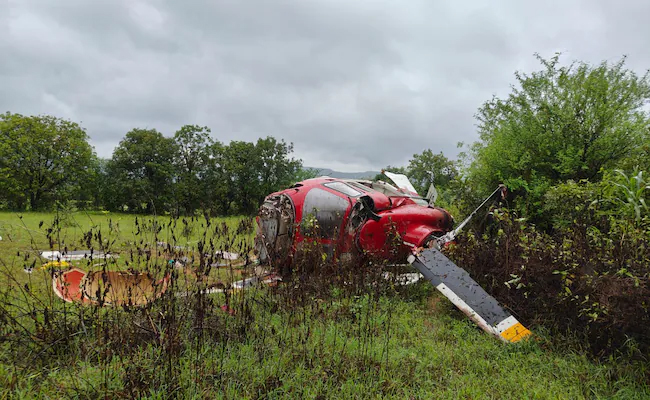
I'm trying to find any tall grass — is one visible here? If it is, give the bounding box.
[0,211,648,398]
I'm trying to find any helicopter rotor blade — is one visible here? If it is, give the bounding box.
[408,248,531,343]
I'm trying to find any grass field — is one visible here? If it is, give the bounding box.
[0,211,251,291]
[0,211,648,399]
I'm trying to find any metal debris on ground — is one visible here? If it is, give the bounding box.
[53,268,170,306]
[40,250,115,261]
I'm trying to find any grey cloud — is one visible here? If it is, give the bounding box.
[2,0,649,170]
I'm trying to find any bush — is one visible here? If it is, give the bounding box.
[447,208,650,360]
[543,179,602,231]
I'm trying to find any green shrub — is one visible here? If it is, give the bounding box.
[447,208,650,360]
[543,179,602,231]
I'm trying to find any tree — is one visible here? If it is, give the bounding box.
[214,137,303,215]
[74,155,104,210]
[222,141,259,214]
[0,112,95,210]
[173,125,214,214]
[293,167,320,182]
[469,54,650,219]
[253,136,302,203]
[407,149,458,195]
[104,128,176,213]
[202,141,230,214]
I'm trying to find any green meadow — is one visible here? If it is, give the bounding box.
[0,211,648,399]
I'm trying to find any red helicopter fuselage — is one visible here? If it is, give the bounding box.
[254,175,533,344]
[255,176,454,268]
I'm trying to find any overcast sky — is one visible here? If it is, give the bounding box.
[1,0,649,171]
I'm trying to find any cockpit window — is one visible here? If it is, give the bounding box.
[345,181,374,193]
[323,182,362,197]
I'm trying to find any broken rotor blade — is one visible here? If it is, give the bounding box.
[407,248,531,343]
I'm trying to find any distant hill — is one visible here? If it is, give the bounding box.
[305,167,380,180]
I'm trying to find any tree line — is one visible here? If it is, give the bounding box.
[0,116,311,215]
[467,54,650,226]
[2,53,648,222]
[0,110,459,217]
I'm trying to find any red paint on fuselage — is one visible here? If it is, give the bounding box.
[263,177,454,264]
[359,203,452,260]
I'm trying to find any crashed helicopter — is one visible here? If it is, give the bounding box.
[254,171,531,344]
[43,169,530,344]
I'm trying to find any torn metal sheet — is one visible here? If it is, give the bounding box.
[216,251,239,261]
[41,250,115,261]
[53,269,88,303]
[213,250,245,268]
[382,170,420,196]
[53,268,170,306]
[382,272,423,285]
[212,251,259,268]
[177,273,282,296]
[231,274,282,290]
[408,248,531,343]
